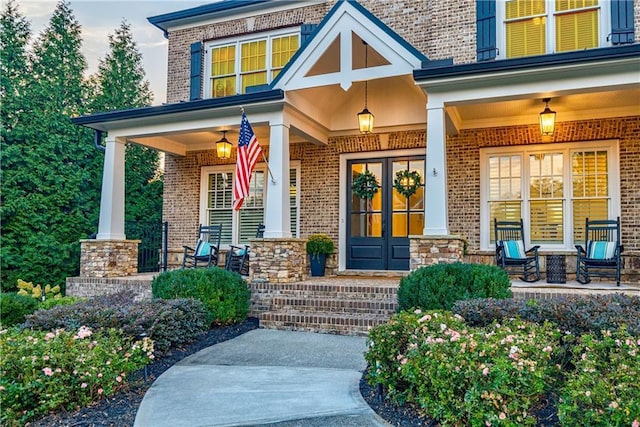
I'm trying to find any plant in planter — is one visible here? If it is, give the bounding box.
[306,234,335,277]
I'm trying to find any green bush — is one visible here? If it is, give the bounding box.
[0,293,40,327]
[397,263,511,311]
[39,296,82,310]
[558,327,640,426]
[152,267,250,325]
[366,310,561,426]
[452,294,640,337]
[24,292,209,354]
[0,326,152,425]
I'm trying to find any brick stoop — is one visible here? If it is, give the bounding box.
[250,277,400,336]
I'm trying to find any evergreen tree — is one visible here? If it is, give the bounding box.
[1,1,95,289]
[90,21,162,226]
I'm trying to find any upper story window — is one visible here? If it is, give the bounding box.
[499,0,610,58]
[206,30,300,98]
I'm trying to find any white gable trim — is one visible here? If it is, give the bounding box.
[273,1,425,92]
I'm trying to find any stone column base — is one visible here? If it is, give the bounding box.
[410,235,466,270]
[250,238,306,283]
[80,239,140,278]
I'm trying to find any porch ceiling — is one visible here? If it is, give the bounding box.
[449,88,640,131]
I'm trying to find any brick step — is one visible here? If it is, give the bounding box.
[271,296,398,315]
[251,281,399,300]
[259,310,392,336]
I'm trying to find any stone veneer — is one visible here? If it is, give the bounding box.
[410,235,466,270]
[79,239,140,278]
[250,238,307,283]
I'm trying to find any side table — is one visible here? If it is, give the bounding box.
[546,254,566,284]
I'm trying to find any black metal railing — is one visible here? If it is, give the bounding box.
[125,221,168,273]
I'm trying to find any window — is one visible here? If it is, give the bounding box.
[200,163,300,245]
[206,30,299,98]
[499,0,609,58]
[481,141,619,250]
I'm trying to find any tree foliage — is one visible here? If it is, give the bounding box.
[89,21,162,225]
[1,2,162,291]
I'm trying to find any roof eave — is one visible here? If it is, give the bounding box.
[413,44,640,82]
[72,89,285,129]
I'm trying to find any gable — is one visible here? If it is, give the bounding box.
[271,0,427,92]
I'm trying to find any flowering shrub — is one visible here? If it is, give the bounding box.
[557,327,640,426]
[367,310,562,426]
[0,326,152,425]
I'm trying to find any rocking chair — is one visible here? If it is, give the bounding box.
[224,224,265,276]
[575,217,623,286]
[182,224,222,268]
[494,218,540,282]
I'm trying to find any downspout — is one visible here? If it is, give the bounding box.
[94,129,105,152]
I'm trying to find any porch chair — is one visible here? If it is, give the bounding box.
[182,224,222,268]
[494,218,540,282]
[224,224,265,276]
[575,217,623,286]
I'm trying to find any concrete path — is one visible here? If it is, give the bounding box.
[134,329,390,427]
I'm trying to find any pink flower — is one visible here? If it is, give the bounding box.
[43,355,50,361]
[98,388,103,395]
[44,332,55,341]
[74,326,93,340]
[485,422,492,427]
[42,367,53,376]
[585,391,591,397]
[400,358,408,365]
[482,367,490,376]
[499,412,506,420]
[97,373,103,378]
[55,368,61,373]
[631,420,639,427]
[418,314,431,323]
[81,383,88,389]
[543,346,552,352]
[116,376,122,383]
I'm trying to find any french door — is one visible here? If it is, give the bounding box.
[346,157,425,270]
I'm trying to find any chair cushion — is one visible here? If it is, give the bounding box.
[235,248,247,256]
[196,240,212,257]
[501,240,526,259]
[588,240,616,260]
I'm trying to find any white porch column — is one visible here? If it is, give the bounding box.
[264,120,291,238]
[423,101,449,235]
[96,136,126,240]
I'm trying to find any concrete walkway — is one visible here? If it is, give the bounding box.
[134,329,390,427]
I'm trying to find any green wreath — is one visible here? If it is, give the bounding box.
[352,170,380,200]
[393,170,422,198]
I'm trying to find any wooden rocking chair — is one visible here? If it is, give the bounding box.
[182,224,222,268]
[494,218,540,282]
[224,224,265,276]
[575,217,623,286]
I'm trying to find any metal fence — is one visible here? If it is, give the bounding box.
[125,221,168,273]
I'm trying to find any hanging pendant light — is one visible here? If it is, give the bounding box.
[357,41,374,134]
[539,98,556,136]
[216,130,232,159]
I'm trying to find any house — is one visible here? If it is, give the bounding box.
[72,0,640,285]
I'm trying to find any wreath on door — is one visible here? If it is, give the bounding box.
[393,170,422,198]
[352,170,380,200]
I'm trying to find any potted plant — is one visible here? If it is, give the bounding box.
[306,234,335,277]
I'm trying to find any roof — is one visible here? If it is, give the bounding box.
[414,44,640,81]
[148,0,312,36]
[71,90,284,128]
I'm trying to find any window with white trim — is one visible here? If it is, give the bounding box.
[497,0,610,59]
[481,141,619,250]
[200,163,300,245]
[205,29,300,98]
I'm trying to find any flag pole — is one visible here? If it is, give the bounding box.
[240,106,276,184]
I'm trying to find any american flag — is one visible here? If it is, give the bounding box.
[232,112,262,211]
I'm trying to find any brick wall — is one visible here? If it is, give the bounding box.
[164,0,477,103]
[447,116,640,254]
